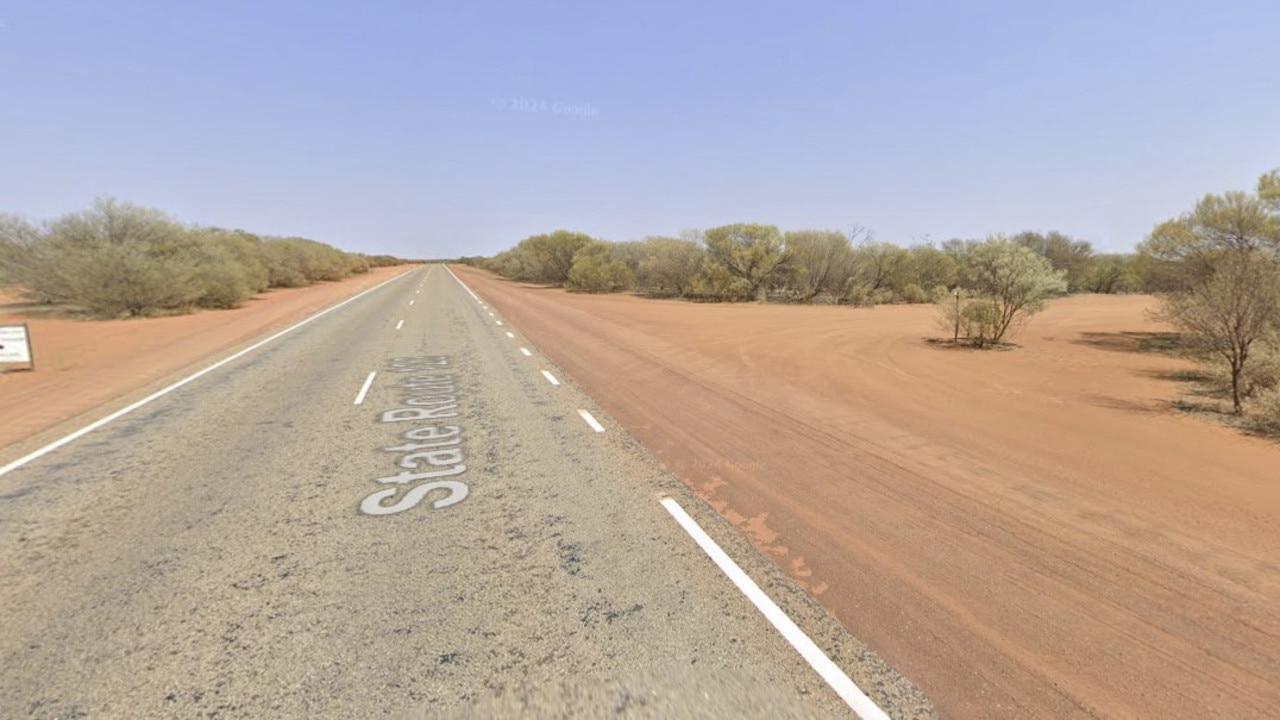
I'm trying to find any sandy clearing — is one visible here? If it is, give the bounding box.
[457,266,1280,720]
[0,266,414,451]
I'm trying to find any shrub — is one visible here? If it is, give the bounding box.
[67,241,203,317]
[844,283,878,307]
[691,262,751,301]
[899,283,929,304]
[1248,386,1280,435]
[566,242,633,293]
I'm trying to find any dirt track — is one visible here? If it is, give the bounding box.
[456,266,1280,719]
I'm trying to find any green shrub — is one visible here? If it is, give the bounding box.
[1247,385,1280,435]
[844,283,878,307]
[67,241,203,317]
[899,283,930,304]
[566,242,633,293]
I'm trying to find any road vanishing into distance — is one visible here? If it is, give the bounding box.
[0,266,931,719]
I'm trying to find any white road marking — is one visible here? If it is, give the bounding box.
[415,289,420,294]
[505,331,515,338]
[0,269,413,479]
[409,299,415,306]
[540,370,560,386]
[496,321,504,326]
[488,311,495,317]
[659,498,890,720]
[395,319,405,330]
[520,347,532,357]
[443,265,482,303]
[354,371,377,405]
[577,409,605,433]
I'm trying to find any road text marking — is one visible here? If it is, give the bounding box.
[354,371,377,405]
[577,409,605,432]
[659,498,889,720]
[540,370,560,386]
[365,356,469,516]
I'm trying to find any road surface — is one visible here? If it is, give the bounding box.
[0,266,930,718]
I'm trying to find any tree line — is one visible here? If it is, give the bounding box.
[470,168,1280,431]
[468,224,1116,347]
[471,225,1116,306]
[0,198,405,317]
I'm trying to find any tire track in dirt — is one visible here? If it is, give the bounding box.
[457,266,1280,720]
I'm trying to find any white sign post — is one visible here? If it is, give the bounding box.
[0,324,34,370]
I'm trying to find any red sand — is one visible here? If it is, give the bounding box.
[0,266,412,451]
[458,265,1280,720]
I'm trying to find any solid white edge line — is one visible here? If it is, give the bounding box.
[540,370,560,386]
[520,347,532,357]
[395,319,405,330]
[659,497,891,720]
[576,409,605,433]
[442,264,482,303]
[353,371,377,405]
[0,269,413,479]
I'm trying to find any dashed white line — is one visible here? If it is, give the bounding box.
[659,498,890,720]
[505,331,515,338]
[409,299,415,306]
[395,319,405,330]
[354,371,377,405]
[488,311,495,317]
[540,370,560,386]
[577,409,605,433]
[496,320,504,326]
[520,347,532,357]
[0,268,413,478]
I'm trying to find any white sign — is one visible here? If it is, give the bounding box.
[0,324,32,364]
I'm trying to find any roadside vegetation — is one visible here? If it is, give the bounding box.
[0,198,405,318]
[469,168,1280,435]
[1139,170,1280,433]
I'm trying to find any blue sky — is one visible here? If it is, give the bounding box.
[1,1,1277,258]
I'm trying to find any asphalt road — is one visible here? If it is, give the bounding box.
[0,266,932,719]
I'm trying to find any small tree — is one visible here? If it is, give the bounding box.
[702,223,788,300]
[962,236,1067,345]
[1158,250,1280,414]
[784,229,854,302]
[1012,230,1095,292]
[637,236,704,297]
[1139,190,1280,289]
[0,214,47,290]
[521,230,594,285]
[1259,169,1280,212]
[566,241,633,293]
[851,241,909,293]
